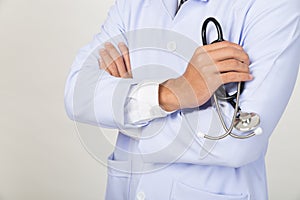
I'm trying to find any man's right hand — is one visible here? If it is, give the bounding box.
[159,41,253,112]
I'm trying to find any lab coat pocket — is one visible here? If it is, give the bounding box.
[105,154,131,200]
[170,180,249,200]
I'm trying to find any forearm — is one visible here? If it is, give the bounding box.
[159,75,204,112]
[158,79,180,112]
[64,0,148,131]
[65,55,138,129]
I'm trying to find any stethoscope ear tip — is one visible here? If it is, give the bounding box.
[254,127,263,135]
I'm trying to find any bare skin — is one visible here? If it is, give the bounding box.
[98,41,253,112]
[99,42,132,78]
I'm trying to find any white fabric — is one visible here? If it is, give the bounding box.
[125,82,173,124]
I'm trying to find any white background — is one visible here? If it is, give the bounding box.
[0,0,299,199]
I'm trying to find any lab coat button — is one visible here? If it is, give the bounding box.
[136,191,146,200]
[167,41,177,52]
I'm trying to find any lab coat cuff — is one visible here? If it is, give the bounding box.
[126,81,175,124]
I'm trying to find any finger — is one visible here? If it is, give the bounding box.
[216,59,250,73]
[207,46,250,65]
[220,72,253,84]
[105,42,128,78]
[202,41,243,52]
[118,42,132,78]
[98,56,111,74]
[99,48,120,77]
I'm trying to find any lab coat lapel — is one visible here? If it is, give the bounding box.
[161,0,179,20]
[161,0,209,21]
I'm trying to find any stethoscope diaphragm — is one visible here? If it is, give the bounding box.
[234,112,261,132]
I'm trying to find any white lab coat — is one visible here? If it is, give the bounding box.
[64,0,300,199]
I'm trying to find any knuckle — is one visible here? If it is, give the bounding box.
[106,43,117,52]
[118,42,125,47]
[99,48,107,56]
[245,54,250,64]
[241,51,248,59]
[235,44,243,50]
[105,42,113,48]
[196,46,205,54]
[225,41,235,48]
[224,41,242,50]
[118,43,127,52]
[223,41,232,47]
[243,64,250,72]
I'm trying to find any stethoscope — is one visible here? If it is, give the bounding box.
[196,17,262,140]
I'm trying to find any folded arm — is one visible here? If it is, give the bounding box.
[64,0,139,131]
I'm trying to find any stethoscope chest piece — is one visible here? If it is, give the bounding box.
[234,112,260,132]
[194,17,262,140]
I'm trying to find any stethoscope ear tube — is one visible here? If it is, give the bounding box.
[201,17,224,45]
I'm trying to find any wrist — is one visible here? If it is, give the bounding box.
[158,79,180,112]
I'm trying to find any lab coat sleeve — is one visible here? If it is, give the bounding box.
[138,0,300,168]
[64,0,146,131]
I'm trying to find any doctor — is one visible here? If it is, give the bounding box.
[65,0,300,199]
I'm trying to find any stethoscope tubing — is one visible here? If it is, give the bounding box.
[207,82,256,140]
